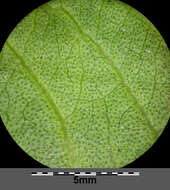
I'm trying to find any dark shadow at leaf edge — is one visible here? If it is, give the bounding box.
[125,119,170,168]
[0,117,48,168]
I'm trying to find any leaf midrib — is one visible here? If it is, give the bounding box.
[5,41,75,168]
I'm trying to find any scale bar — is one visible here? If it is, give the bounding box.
[31,171,140,177]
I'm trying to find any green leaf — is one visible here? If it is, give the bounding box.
[0,0,170,168]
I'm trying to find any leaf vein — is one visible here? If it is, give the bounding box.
[5,41,75,168]
[46,5,159,139]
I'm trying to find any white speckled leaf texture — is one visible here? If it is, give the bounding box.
[0,0,170,168]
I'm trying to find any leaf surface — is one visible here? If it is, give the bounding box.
[0,0,170,168]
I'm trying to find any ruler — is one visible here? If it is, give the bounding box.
[31,171,140,176]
